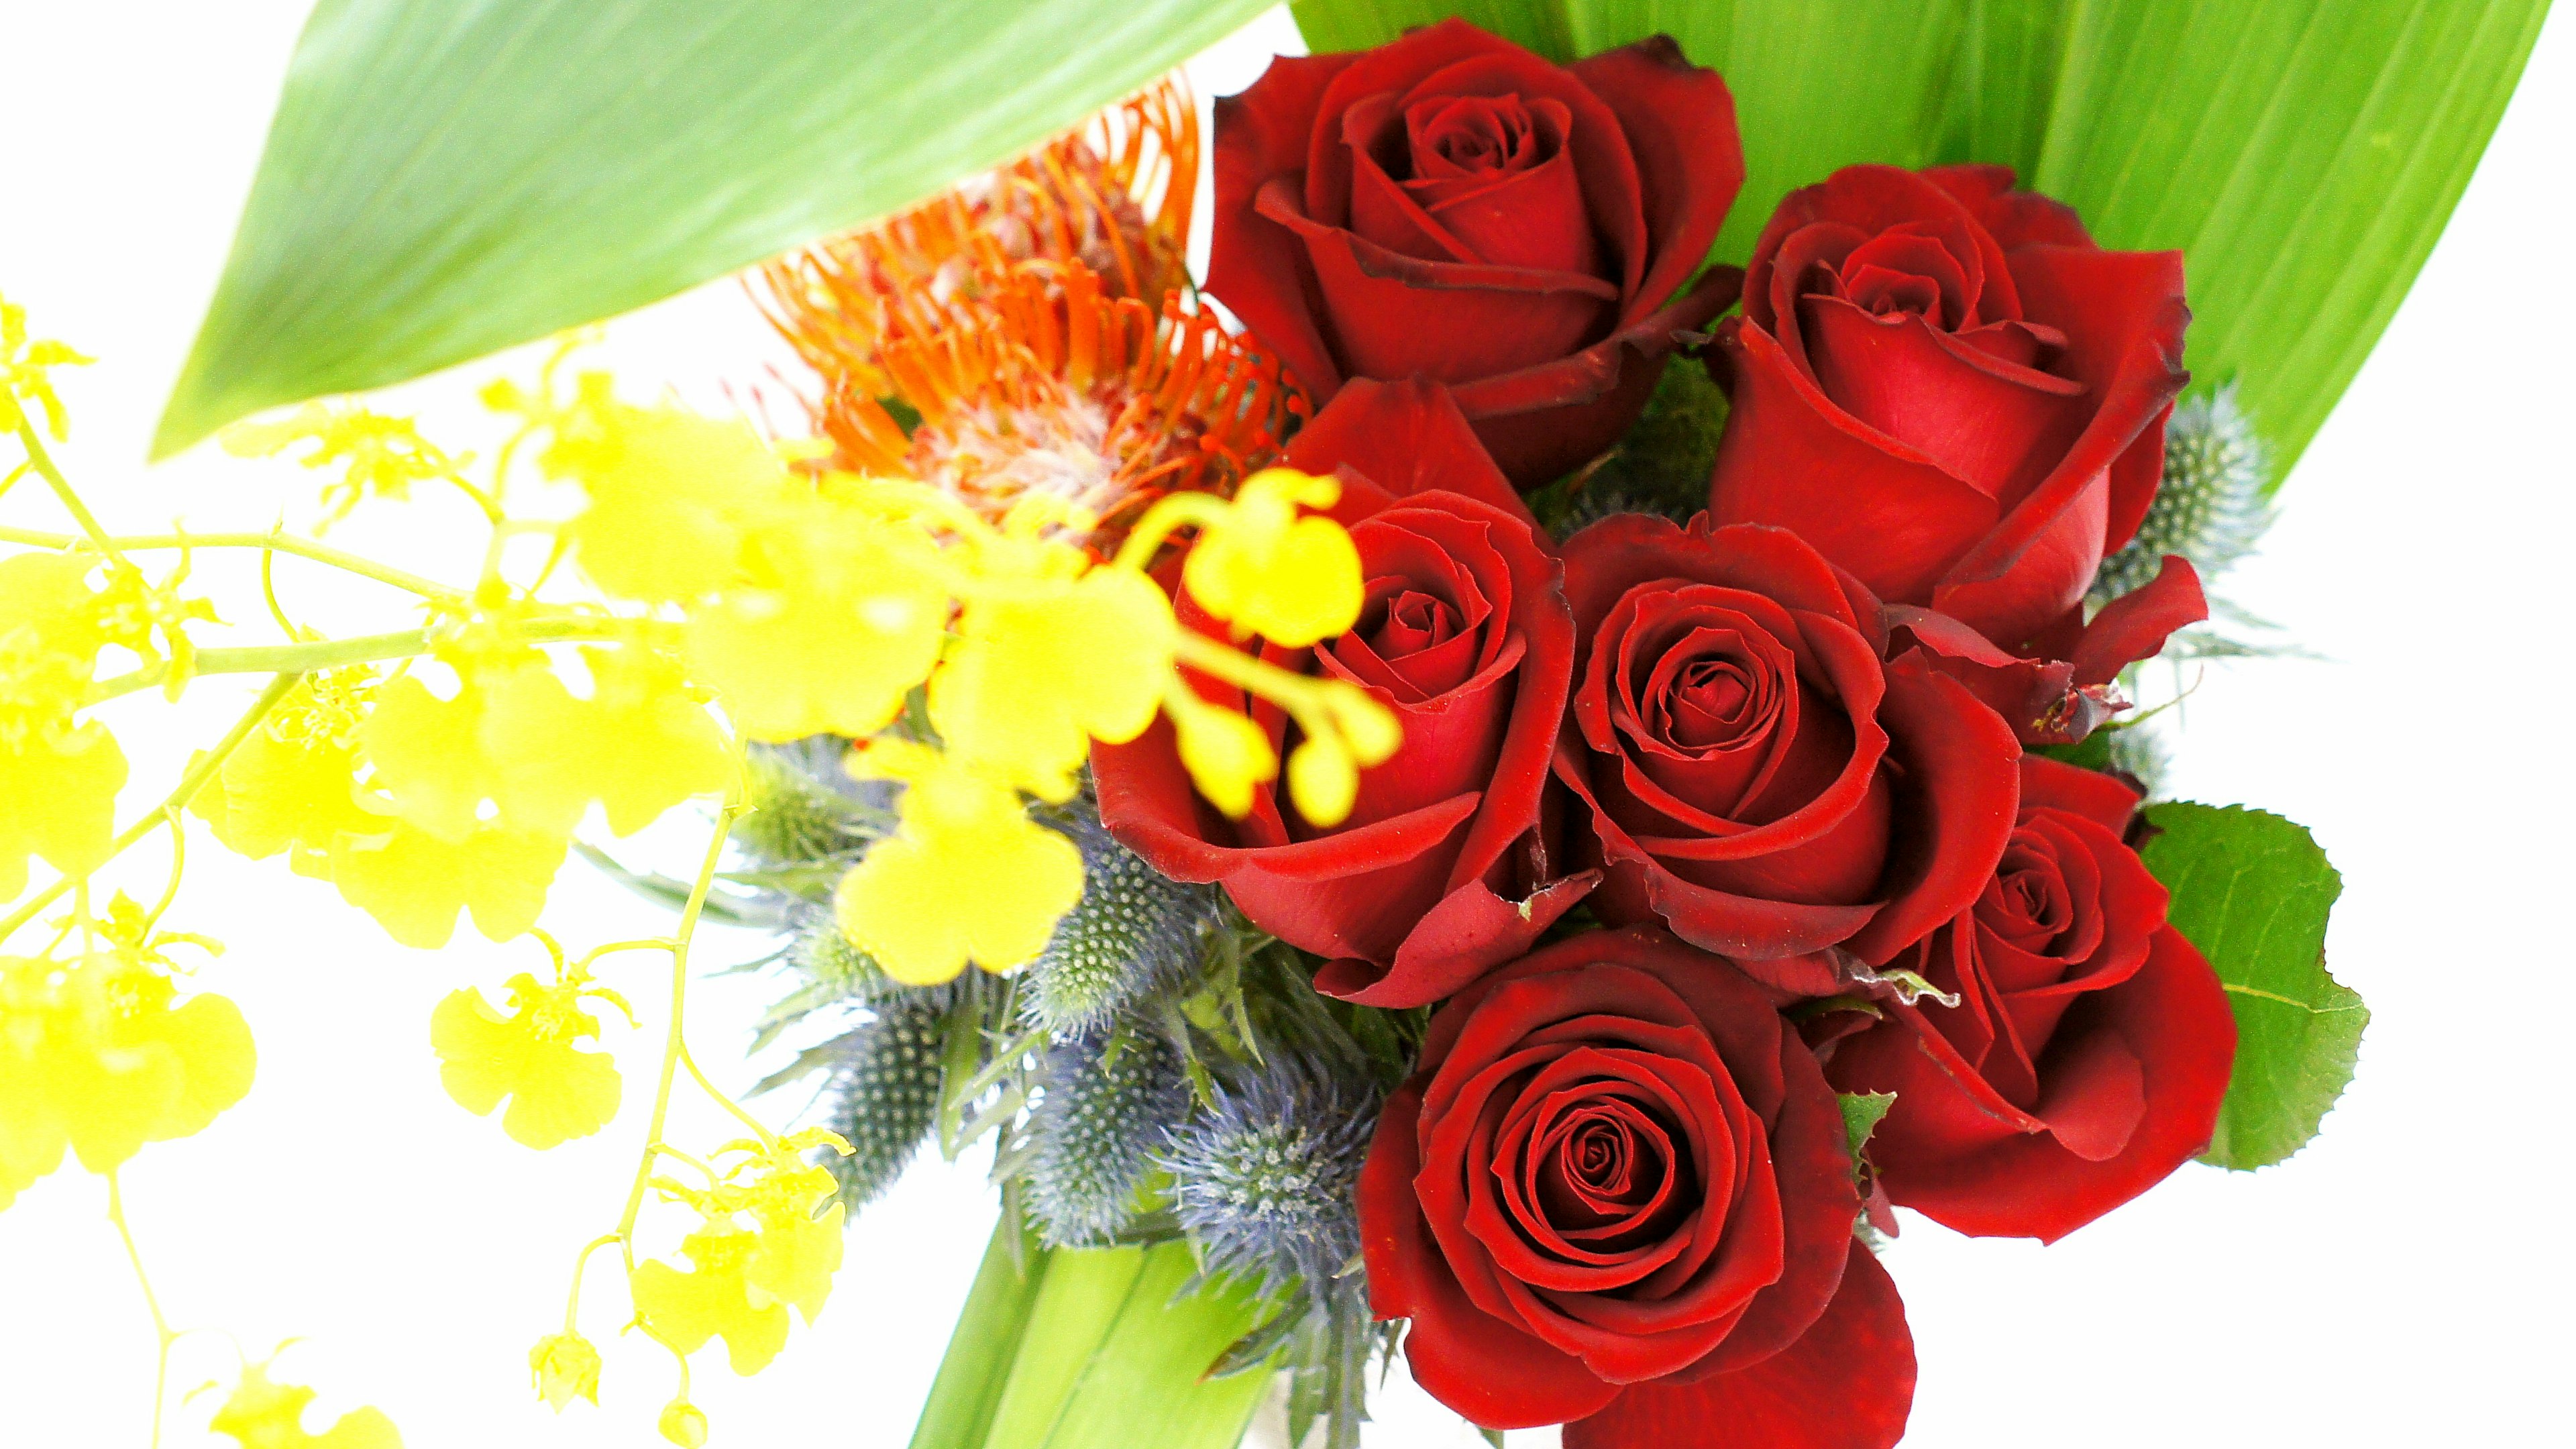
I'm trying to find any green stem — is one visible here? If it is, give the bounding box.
[614,792,746,1265]
[14,421,127,569]
[83,614,636,706]
[106,1169,176,1449]
[0,524,464,602]
[0,672,301,945]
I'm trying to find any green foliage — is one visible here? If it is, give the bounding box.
[1536,353,1729,535]
[911,1213,1053,1449]
[2139,802,2367,1171]
[1289,0,2548,481]
[2012,0,2548,482]
[156,0,1275,455]
[913,1233,1273,1449]
[1839,1090,1895,1163]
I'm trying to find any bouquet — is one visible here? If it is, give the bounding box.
[0,3,2546,1447]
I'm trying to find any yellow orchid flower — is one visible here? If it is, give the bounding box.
[832,742,1083,985]
[1179,467,1362,647]
[429,949,631,1150]
[527,1332,602,1411]
[932,566,1177,801]
[207,1360,402,1449]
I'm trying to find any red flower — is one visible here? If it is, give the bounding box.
[1360,927,1915,1446]
[1095,380,1590,1006]
[1818,757,2237,1240]
[1551,514,2021,985]
[1210,17,1745,488]
[1707,164,2190,651]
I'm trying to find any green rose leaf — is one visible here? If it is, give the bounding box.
[2139,802,2366,1171]
[1839,1090,1895,1164]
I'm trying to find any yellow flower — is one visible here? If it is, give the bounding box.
[208,1360,402,1449]
[632,1130,848,1375]
[559,404,773,603]
[833,743,1081,985]
[327,822,566,951]
[657,1400,710,1449]
[932,566,1175,800]
[1163,688,1277,820]
[0,551,128,900]
[527,1332,602,1411]
[428,956,629,1149]
[1181,468,1362,647]
[682,492,950,742]
[632,1223,793,1375]
[0,294,93,441]
[361,660,594,843]
[191,670,380,878]
[219,401,466,527]
[0,945,254,1207]
[577,643,733,836]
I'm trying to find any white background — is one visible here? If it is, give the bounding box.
[1,3,2569,1446]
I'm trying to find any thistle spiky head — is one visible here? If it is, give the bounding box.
[1160,1054,1380,1304]
[2096,383,2274,599]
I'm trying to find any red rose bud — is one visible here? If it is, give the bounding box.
[1819,757,2236,1242]
[1096,381,1591,1007]
[1552,515,2021,981]
[1709,164,2190,651]
[1210,18,1746,487]
[1359,927,1915,1446]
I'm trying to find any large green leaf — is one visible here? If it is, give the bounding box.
[154,0,1275,458]
[914,1227,1272,1449]
[2139,802,2366,1171]
[1287,0,2547,480]
[910,1214,1053,1449]
[2016,1,2551,480]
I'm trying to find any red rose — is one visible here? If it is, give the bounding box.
[1707,164,2190,651]
[1885,553,2208,745]
[1096,380,1591,1006]
[1818,757,2236,1240]
[1552,514,2021,984]
[1210,17,1745,488]
[1359,927,1915,1447]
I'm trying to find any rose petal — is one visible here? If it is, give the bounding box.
[1563,1240,1915,1449]
[1360,1081,1622,1429]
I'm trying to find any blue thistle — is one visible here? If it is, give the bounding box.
[1025,1026,1189,1247]
[1020,810,1217,1037]
[812,994,952,1208]
[1160,1055,1379,1304]
[2095,384,2275,600]
[733,737,889,868]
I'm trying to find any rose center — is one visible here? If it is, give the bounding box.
[1985,842,2075,954]
[1370,587,1463,659]
[1406,93,1547,180]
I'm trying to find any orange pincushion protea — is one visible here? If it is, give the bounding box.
[760,75,1299,546]
[761,77,1199,401]
[814,260,1299,545]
